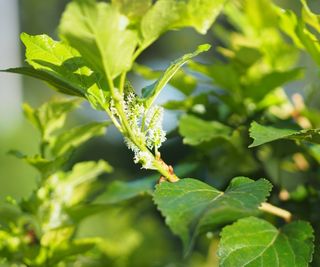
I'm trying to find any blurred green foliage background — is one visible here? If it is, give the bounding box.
[1,0,320,266]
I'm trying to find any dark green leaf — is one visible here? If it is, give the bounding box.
[4,67,85,97]
[95,163,198,204]
[179,114,232,145]
[154,177,272,252]
[249,121,320,147]
[218,217,314,267]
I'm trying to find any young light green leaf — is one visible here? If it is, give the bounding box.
[244,68,304,101]
[277,7,320,66]
[249,121,320,147]
[179,114,232,145]
[112,0,152,22]
[134,63,197,96]
[59,0,138,79]
[154,177,272,253]
[50,121,110,157]
[142,44,210,108]
[9,151,70,177]
[49,238,96,265]
[63,160,112,185]
[141,0,226,47]
[301,0,320,33]
[218,217,314,267]
[20,33,103,97]
[22,98,81,140]
[50,160,112,207]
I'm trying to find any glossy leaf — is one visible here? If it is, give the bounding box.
[59,0,138,79]
[21,33,102,96]
[179,114,232,145]
[218,217,314,267]
[249,121,320,147]
[154,177,272,252]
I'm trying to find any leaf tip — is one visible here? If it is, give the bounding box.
[197,43,211,52]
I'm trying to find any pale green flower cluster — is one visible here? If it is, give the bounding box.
[110,92,166,169]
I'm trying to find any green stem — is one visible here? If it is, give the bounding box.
[103,106,123,133]
[105,71,179,182]
[153,158,179,182]
[119,72,126,94]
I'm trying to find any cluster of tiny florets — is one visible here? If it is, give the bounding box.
[110,91,166,169]
[145,106,166,150]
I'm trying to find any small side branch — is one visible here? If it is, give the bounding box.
[259,202,292,222]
